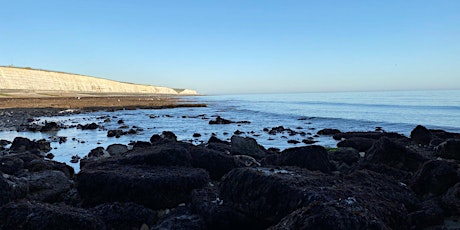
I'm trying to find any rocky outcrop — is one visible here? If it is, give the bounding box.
[0,66,198,95]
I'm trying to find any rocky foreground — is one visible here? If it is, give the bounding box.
[1,124,460,229]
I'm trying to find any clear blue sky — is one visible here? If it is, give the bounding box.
[1,0,459,94]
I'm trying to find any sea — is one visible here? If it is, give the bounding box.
[1,89,459,171]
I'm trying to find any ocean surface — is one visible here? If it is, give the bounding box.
[1,89,459,171]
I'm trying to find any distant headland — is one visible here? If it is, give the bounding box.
[0,66,198,97]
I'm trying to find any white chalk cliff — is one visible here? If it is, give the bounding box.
[0,66,198,95]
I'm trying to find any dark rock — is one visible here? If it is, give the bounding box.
[0,139,11,146]
[117,119,124,124]
[220,167,419,229]
[269,204,387,230]
[150,131,178,145]
[337,137,375,152]
[27,159,75,179]
[209,116,234,124]
[365,137,427,172]
[0,156,24,175]
[328,147,360,166]
[301,139,317,144]
[0,200,105,230]
[107,129,124,138]
[430,129,460,140]
[190,146,240,180]
[435,139,460,160]
[91,202,157,230]
[191,187,257,230]
[78,122,99,130]
[234,130,244,135]
[131,141,151,149]
[317,128,341,135]
[263,146,331,173]
[333,131,406,141]
[10,137,51,153]
[411,125,432,145]
[287,140,300,144]
[36,139,52,152]
[40,121,60,132]
[231,135,266,159]
[77,165,209,209]
[88,147,107,158]
[411,160,460,196]
[193,133,202,138]
[106,144,128,156]
[407,199,444,229]
[45,153,55,159]
[152,207,205,230]
[208,136,230,145]
[27,170,72,203]
[441,182,460,215]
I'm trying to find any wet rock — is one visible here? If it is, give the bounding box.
[301,139,317,144]
[193,133,202,138]
[27,159,75,179]
[152,207,205,230]
[190,146,240,180]
[317,128,341,135]
[77,165,209,209]
[337,137,375,152]
[131,141,151,149]
[411,125,432,145]
[328,147,360,166]
[407,199,444,229]
[91,202,158,230]
[45,153,54,159]
[411,160,460,197]
[0,200,105,230]
[365,137,427,172]
[435,139,460,160]
[106,144,128,156]
[87,147,109,158]
[150,131,178,145]
[220,167,419,228]
[263,146,331,173]
[107,129,124,138]
[0,139,11,146]
[287,140,300,144]
[191,187,257,230]
[230,135,266,159]
[333,131,406,141]
[10,137,51,153]
[0,155,24,175]
[269,204,387,230]
[209,116,234,124]
[40,121,60,132]
[441,182,460,215]
[27,170,72,203]
[161,131,178,142]
[78,122,99,130]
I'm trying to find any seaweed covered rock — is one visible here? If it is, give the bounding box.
[77,165,209,209]
[263,145,331,173]
[231,135,266,159]
[91,202,158,230]
[411,160,460,197]
[0,200,105,230]
[337,137,375,152]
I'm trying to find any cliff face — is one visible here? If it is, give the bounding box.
[0,66,197,95]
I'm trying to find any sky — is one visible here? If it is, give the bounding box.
[1,0,459,95]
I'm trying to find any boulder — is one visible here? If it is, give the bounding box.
[328,147,360,166]
[209,116,234,124]
[263,145,331,173]
[40,121,60,132]
[333,131,405,141]
[230,135,266,159]
[27,159,75,179]
[220,167,419,229]
[317,128,341,135]
[435,139,460,160]
[91,202,158,230]
[411,160,460,196]
[441,182,460,215]
[106,144,128,156]
[337,137,375,152]
[87,147,108,158]
[411,125,432,145]
[0,200,105,230]
[78,122,99,130]
[150,131,178,145]
[189,146,240,180]
[191,187,257,230]
[0,155,24,175]
[27,170,72,203]
[365,137,427,172]
[10,137,51,153]
[107,129,124,138]
[77,165,209,209]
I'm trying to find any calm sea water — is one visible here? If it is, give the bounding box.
[1,89,459,171]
